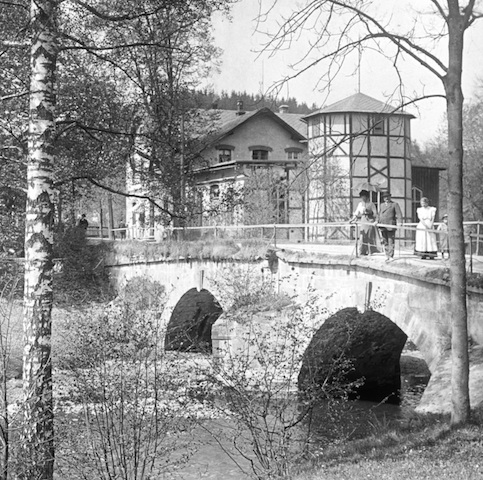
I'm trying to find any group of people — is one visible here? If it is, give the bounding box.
[350,190,449,262]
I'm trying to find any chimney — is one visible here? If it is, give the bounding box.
[279,105,289,114]
[236,100,245,115]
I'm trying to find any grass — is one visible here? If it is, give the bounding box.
[293,411,483,479]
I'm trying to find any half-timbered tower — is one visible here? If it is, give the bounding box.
[303,93,414,235]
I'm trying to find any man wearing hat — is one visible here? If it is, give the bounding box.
[377,191,403,261]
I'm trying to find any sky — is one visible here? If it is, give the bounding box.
[208,0,483,146]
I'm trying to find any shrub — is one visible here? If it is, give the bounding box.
[55,278,198,479]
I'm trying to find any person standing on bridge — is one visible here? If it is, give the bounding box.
[350,189,378,255]
[376,191,403,262]
[415,197,438,260]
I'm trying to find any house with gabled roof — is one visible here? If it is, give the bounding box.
[193,102,308,236]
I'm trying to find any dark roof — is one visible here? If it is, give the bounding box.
[303,93,415,119]
[412,158,446,170]
[210,108,307,143]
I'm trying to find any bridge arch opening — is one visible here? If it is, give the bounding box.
[298,307,430,405]
[164,288,223,353]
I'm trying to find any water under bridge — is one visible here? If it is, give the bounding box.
[105,244,483,414]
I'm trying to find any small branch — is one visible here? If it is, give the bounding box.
[0,91,28,102]
[69,1,166,22]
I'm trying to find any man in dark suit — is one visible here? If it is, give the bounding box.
[377,191,403,261]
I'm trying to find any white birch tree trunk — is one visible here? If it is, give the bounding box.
[22,1,57,478]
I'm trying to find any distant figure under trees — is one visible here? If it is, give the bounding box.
[78,213,88,230]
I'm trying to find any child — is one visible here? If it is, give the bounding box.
[437,214,449,259]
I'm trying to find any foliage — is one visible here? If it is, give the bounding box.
[210,263,292,313]
[420,91,483,221]
[55,277,197,480]
[193,88,318,113]
[53,227,115,305]
[0,273,23,480]
[106,237,270,263]
[0,185,26,258]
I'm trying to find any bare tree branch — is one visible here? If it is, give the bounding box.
[68,0,166,22]
[0,90,29,101]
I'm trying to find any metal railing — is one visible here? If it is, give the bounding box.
[87,220,483,257]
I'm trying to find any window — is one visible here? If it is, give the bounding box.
[310,117,321,137]
[218,149,232,163]
[285,148,303,161]
[210,184,220,200]
[327,114,347,135]
[249,145,272,160]
[252,149,269,160]
[273,179,288,223]
[216,144,234,163]
[371,115,385,135]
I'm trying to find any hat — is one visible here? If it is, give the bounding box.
[442,213,448,218]
[381,191,391,198]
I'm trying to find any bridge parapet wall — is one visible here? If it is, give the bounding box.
[275,251,483,373]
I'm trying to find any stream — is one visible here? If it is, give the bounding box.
[166,351,431,479]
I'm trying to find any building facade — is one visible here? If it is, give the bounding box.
[194,104,308,236]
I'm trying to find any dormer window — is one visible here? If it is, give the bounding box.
[249,145,272,161]
[216,144,234,163]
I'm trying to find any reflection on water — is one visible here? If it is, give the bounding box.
[308,351,431,443]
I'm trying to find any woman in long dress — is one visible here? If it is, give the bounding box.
[350,190,378,255]
[415,197,438,259]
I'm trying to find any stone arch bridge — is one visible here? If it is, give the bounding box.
[105,250,483,413]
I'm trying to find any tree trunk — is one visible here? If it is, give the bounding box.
[444,2,470,427]
[22,1,57,478]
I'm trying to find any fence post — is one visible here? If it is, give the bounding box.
[477,223,481,256]
[469,235,473,274]
[354,223,359,257]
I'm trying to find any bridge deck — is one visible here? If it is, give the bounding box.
[276,243,483,275]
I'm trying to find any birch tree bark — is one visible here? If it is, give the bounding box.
[22,1,57,478]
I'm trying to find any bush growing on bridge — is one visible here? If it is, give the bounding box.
[107,237,270,263]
